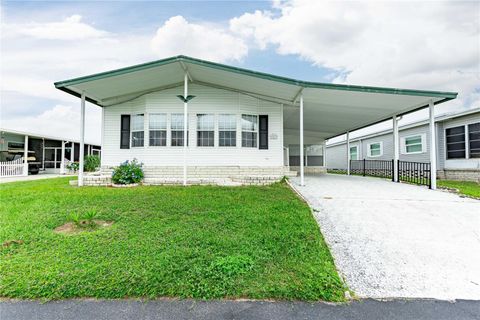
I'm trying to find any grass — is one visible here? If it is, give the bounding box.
[0,178,345,301]
[437,180,480,199]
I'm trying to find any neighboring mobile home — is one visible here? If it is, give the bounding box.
[54,55,457,187]
[325,108,480,182]
[0,128,101,177]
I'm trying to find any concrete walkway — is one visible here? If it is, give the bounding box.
[0,173,64,184]
[1,299,479,320]
[290,174,480,300]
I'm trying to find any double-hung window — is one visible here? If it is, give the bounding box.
[403,134,424,154]
[468,123,480,158]
[131,114,144,147]
[241,114,257,148]
[171,113,188,146]
[349,146,358,160]
[446,126,466,159]
[368,142,382,157]
[197,114,215,147]
[149,113,167,146]
[218,114,236,147]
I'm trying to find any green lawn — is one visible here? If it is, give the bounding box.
[437,180,480,199]
[0,178,345,301]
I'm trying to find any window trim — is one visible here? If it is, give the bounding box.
[218,114,237,147]
[467,122,480,159]
[130,114,145,148]
[196,113,215,147]
[148,113,167,147]
[170,113,188,147]
[401,134,426,155]
[349,145,359,160]
[444,124,467,160]
[367,141,383,157]
[241,114,258,148]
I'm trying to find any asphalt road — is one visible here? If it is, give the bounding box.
[1,299,479,320]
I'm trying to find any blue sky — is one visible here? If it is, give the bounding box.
[1,1,478,143]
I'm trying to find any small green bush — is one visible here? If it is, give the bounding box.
[111,159,144,185]
[84,155,100,172]
[66,162,79,172]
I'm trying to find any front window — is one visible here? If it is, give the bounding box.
[446,126,465,159]
[131,114,144,147]
[404,135,423,154]
[468,123,480,158]
[241,114,257,148]
[218,114,236,147]
[171,113,188,146]
[368,142,382,157]
[149,113,167,146]
[349,146,358,160]
[197,114,215,147]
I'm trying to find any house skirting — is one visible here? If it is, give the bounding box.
[437,169,480,182]
[77,166,296,186]
[289,166,326,174]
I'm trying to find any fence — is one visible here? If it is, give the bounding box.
[0,157,24,177]
[350,159,394,180]
[398,160,431,188]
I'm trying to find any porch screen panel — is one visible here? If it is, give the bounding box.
[218,114,236,147]
[446,126,465,159]
[120,115,130,149]
[197,114,214,147]
[149,113,167,146]
[468,123,480,158]
[131,114,144,147]
[259,115,268,150]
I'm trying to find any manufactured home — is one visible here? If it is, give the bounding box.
[0,128,100,177]
[54,55,457,188]
[326,108,480,182]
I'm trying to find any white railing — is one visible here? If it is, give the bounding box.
[0,157,24,177]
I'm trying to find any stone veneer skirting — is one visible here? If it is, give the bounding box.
[289,166,327,174]
[437,169,480,183]
[76,166,297,187]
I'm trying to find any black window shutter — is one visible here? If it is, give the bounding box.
[120,115,131,149]
[259,115,268,150]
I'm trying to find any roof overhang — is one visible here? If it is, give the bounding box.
[55,55,457,140]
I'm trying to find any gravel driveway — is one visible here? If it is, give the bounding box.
[290,174,480,300]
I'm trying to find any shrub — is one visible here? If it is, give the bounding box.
[66,162,79,173]
[84,155,101,172]
[111,159,144,185]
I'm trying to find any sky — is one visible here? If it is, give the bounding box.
[1,0,479,145]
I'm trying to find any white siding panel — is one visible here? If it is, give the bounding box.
[102,84,283,167]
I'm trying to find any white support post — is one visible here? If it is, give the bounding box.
[42,138,45,170]
[429,100,437,190]
[346,131,350,175]
[393,115,399,182]
[79,92,86,186]
[323,141,327,168]
[299,93,305,186]
[183,72,188,186]
[23,135,28,176]
[60,141,66,174]
[71,142,75,162]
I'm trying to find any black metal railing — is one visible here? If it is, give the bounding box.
[350,159,394,180]
[398,160,431,188]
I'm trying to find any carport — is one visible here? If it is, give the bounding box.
[54,56,457,187]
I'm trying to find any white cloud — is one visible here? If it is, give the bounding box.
[0,104,102,145]
[230,0,480,110]
[151,15,248,62]
[2,15,110,40]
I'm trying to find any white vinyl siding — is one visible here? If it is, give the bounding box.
[131,114,144,147]
[367,142,382,157]
[101,83,283,167]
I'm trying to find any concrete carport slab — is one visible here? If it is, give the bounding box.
[290,174,480,300]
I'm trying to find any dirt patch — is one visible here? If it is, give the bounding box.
[54,220,114,235]
[2,240,24,247]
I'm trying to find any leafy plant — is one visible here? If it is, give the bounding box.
[111,159,144,185]
[84,155,101,172]
[66,162,80,173]
[69,212,82,227]
[84,209,98,223]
